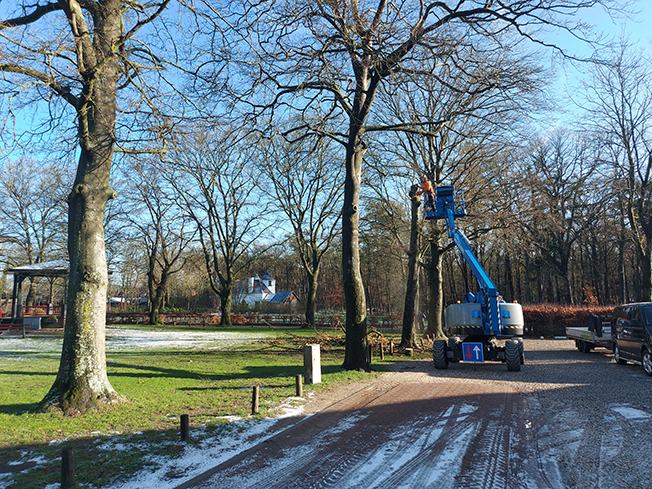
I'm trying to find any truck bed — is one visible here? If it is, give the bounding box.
[566,325,612,349]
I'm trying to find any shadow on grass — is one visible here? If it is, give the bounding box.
[104,350,346,384]
[0,350,351,415]
[0,403,40,415]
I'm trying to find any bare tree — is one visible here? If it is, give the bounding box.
[583,41,652,301]
[261,135,343,327]
[0,1,183,413]
[122,159,196,324]
[166,129,274,326]
[0,157,69,307]
[206,0,613,370]
[371,39,541,338]
[0,157,68,266]
[516,132,598,304]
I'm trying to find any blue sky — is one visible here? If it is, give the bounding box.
[535,0,652,127]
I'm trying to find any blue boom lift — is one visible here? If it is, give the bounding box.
[424,186,524,371]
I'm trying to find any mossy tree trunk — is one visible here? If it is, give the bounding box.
[427,234,446,339]
[400,190,422,347]
[305,263,320,328]
[1,0,173,414]
[342,120,370,371]
[41,1,123,413]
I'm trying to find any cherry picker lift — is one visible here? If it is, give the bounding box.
[425,186,525,371]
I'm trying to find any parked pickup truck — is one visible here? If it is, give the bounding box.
[566,314,612,353]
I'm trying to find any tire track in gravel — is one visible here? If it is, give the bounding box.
[167,339,652,489]
[185,382,521,489]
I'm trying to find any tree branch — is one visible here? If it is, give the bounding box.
[0,63,79,108]
[0,2,62,29]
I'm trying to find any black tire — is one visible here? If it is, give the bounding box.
[614,343,627,365]
[433,339,449,369]
[580,341,592,353]
[518,339,525,365]
[643,350,652,377]
[505,340,521,372]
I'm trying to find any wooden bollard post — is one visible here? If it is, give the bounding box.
[252,386,260,414]
[180,414,189,441]
[380,342,385,360]
[367,343,373,364]
[389,341,395,355]
[61,447,74,489]
[295,374,303,397]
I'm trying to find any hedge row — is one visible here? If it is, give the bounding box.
[107,304,618,337]
[521,304,615,337]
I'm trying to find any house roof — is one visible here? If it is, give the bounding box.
[268,291,299,304]
[261,271,274,281]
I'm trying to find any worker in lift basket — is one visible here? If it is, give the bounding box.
[416,177,435,208]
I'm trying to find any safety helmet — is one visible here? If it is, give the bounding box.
[421,177,427,182]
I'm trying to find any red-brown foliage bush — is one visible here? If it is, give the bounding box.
[522,304,614,337]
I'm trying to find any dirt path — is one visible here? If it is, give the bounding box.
[176,339,652,489]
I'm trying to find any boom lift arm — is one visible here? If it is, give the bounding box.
[418,183,524,371]
[425,186,501,336]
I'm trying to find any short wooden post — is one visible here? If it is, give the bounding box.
[367,343,373,364]
[180,414,189,441]
[303,344,321,384]
[61,448,74,489]
[389,341,395,355]
[405,348,414,356]
[295,374,303,397]
[380,342,385,360]
[252,386,260,414]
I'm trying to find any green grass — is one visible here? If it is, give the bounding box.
[0,325,419,488]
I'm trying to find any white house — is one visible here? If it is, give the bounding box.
[243,272,276,305]
[241,272,300,306]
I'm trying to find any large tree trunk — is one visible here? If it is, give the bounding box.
[41,146,121,414]
[342,141,368,371]
[640,247,652,302]
[149,280,167,325]
[219,289,233,327]
[426,235,446,339]
[400,191,421,347]
[40,1,122,414]
[305,265,319,328]
[147,252,159,324]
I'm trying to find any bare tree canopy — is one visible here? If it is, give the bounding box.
[260,134,344,326]
[164,128,275,326]
[198,0,624,370]
[582,40,652,300]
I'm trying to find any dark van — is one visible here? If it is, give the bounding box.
[611,302,652,376]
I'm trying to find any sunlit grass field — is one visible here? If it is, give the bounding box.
[0,325,415,488]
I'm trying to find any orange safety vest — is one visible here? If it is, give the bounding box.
[418,180,433,194]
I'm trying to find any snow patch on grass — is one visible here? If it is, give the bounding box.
[0,327,275,358]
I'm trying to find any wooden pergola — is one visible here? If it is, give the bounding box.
[5,260,69,320]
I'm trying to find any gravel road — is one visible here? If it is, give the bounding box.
[179,339,652,489]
